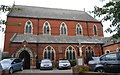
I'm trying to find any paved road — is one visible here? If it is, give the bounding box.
[12,69,73,75]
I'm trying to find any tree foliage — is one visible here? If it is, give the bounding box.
[92,1,120,38]
[0,5,11,24]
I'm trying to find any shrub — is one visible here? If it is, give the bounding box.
[2,52,9,59]
[69,60,76,67]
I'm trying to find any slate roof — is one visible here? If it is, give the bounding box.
[103,37,120,47]
[10,33,105,44]
[7,5,99,22]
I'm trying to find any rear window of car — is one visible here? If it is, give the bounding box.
[59,60,69,63]
[41,59,51,63]
[92,57,99,60]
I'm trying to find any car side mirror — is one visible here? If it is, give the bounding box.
[12,62,16,64]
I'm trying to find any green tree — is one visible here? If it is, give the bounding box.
[0,5,21,33]
[92,1,120,38]
[0,5,11,24]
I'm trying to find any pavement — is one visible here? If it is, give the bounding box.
[11,68,73,75]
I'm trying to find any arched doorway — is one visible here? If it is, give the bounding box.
[19,50,30,69]
[14,47,35,69]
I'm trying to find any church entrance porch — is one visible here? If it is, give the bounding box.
[13,47,36,69]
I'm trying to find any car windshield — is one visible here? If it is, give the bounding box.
[0,59,12,65]
[41,60,51,63]
[59,60,69,63]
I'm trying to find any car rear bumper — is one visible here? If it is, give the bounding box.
[40,67,52,70]
[59,66,71,69]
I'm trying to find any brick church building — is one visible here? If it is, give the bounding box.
[4,5,105,69]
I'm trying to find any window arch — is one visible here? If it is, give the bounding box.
[43,46,56,60]
[93,24,97,36]
[65,46,76,60]
[43,21,51,35]
[105,50,110,54]
[24,20,33,34]
[76,23,83,35]
[85,46,94,64]
[60,22,67,35]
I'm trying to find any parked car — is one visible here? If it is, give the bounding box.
[88,52,120,73]
[0,63,3,75]
[40,59,53,70]
[88,57,100,65]
[57,59,71,70]
[0,58,23,74]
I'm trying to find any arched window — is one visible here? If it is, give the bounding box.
[60,22,67,35]
[65,46,76,60]
[93,24,97,36]
[76,23,82,35]
[43,21,51,35]
[43,46,55,60]
[85,46,94,64]
[24,20,33,34]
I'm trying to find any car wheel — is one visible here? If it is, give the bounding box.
[20,66,23,71]
[96,68,105,73]
[58,68,61,70]
[9,68,13,74]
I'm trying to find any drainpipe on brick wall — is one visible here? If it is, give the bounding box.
[86,21,89,36]
[36,19,39,68]
[101,44,104,55]
[36,18,39,57]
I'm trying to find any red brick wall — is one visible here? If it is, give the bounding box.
[103,43,120,53]
[9,43,102,61]
[4,17,104,53]
[4,17,104,66]
[5,17,103,36]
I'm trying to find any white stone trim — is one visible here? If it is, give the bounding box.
[24,20,33,34]
[105,50,110,54]
[43,21,51,35]
[76,23,83,36]
[60,22,68,35]
[43,45,56,61]
[65,45,76,59]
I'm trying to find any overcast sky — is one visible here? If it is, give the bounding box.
[0,0,113,50]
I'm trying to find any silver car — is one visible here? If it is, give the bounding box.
[40,59,53,70]
[88,52,120,73]
[57,59,71,70]
[0,58,23,74]
[88,57,100,71]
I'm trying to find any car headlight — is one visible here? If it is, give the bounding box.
[59,64,63,66]
[68,63,71,66]
[40,64,44,67]
[49,64,52,67]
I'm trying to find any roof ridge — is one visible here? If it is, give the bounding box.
[8,5,99,22]
[14,5,85,13]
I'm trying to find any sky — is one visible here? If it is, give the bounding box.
[0,0,114,50]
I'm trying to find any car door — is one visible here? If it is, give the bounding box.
[104,53,118,72]
[15,59,22,70]
[12,59,21,70]
[11,59,18,71]
[117,52,120,72]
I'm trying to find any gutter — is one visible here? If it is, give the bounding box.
[10,33,17,42]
